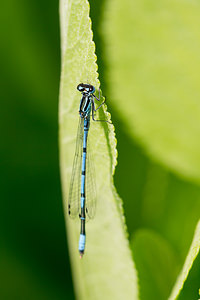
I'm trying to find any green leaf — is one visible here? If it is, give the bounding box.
[177,253,200,300]
[168,220,200,300]
[131,229,179,300]
[139,164,200,262]
[103,0,200,183]
[59,0,138,299]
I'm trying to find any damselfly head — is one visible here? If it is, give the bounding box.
[77,83,95,94]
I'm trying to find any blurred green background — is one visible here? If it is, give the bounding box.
[0,0,74,299]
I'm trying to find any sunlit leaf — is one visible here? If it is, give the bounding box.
[169,220,200,300]
[59,0,138,298]
[103,0,200,183]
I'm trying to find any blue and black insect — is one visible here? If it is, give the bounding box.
[68,83,109,257]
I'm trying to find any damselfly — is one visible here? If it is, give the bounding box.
[68,83,110,258]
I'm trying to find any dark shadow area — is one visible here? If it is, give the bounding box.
[0,0,74,299]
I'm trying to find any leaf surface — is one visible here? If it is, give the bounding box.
[103,0,200,183]
[59,0,138,299]
[168,220,200,300]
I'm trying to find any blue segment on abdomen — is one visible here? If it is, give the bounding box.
[81,194,85,208]
[79,234,86,252]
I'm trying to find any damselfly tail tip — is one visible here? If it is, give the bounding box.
[79,251,84,259]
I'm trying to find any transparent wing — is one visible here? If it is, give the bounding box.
[85,136,96,220]
[68,118,84,218]
[68,117,97,220]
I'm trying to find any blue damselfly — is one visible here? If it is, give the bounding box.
[68,83,110,257]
